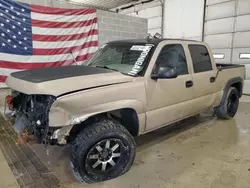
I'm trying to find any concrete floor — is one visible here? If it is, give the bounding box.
[26,101,250,188]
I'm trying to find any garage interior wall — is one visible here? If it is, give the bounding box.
[97,10,147,46]
[116,0,163,35]
[204,0,250,94]
[15,0,148,47]
[163,0,205,41]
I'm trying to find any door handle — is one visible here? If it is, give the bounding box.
[210,76,216,83]
[186,80,193,88]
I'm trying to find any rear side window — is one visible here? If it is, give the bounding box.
[154,44,188,76]
[188,45,212,73]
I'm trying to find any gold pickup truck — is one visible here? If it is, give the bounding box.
[5,38,245,183]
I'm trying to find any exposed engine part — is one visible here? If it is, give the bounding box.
[8,90,56,144]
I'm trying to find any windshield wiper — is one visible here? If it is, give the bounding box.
[94,65,134,77]
[95,65,118,72]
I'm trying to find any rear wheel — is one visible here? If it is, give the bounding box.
[214,87,239,119]
[71,119,136,183]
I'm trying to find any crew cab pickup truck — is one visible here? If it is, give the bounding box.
[5,38,245,183]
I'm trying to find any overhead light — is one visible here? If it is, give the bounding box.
[213,54,225,59]
[239,53,250,59]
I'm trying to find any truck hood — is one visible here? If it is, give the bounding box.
[5,66,134,97]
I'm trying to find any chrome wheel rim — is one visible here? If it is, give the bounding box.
[85,138,128,174]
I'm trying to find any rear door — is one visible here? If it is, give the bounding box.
[145,41,195,131]
[187,44,219,111]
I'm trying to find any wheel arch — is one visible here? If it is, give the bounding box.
[222,77,243,102]
[67,101,145,142]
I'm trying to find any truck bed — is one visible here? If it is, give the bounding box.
[216,63,245,70]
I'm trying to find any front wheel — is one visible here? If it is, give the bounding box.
[71,119,136,183]
[214,87,239,119]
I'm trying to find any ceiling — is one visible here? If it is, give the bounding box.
[65,0,140,10]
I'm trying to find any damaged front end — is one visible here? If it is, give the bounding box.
[6,90,56,144]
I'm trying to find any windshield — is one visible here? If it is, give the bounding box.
[86,43,155,76]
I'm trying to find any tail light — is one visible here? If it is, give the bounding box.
[5,95,14,111]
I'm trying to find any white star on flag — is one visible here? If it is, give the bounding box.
[2,43,5,47]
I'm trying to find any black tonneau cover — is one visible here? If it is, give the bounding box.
[10,66,113,83]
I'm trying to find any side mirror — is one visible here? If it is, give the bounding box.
[151,66,178,79]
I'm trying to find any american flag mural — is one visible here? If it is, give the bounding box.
[0,0,99,86]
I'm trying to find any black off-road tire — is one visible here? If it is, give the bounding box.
[214,87,239,119]
[71,119,136,184]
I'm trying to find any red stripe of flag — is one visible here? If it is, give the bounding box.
[32,17,97,28]
[33,41,98,55]
[32,29,98,42]
[31,5,96,15]
[0,76,7,83]
[0,53,94,70]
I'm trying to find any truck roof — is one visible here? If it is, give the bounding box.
[107,38,199,45]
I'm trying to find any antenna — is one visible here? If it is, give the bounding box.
[70,51,77,65]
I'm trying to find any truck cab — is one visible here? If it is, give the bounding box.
[143,40,223,131]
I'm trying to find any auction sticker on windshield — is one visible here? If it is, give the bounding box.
[130,45,150,51]
[128,44,154,76]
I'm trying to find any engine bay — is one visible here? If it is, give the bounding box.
[6,90,56,144]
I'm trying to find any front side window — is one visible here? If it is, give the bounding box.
[153,44,188,76]
[188,45,212,73]
[86,43,155,76]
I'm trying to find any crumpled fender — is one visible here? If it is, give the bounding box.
[48,99,146,131]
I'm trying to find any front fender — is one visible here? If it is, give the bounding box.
[49,99,145,130]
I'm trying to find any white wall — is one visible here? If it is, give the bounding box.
[117,0,205,40]
[116,0,163,35]
[163,0,205,41]
[204,0,250,94]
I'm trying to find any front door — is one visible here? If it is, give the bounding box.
[145,42,195,131]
